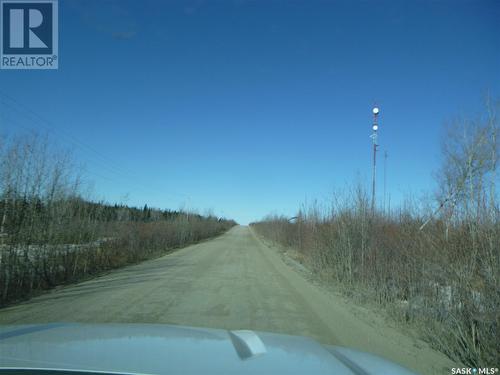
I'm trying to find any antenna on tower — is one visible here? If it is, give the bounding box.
[370,106,379,214]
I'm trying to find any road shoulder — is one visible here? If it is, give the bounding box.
[249,227,458,375]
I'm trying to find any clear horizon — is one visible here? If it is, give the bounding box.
[1,0,499,224]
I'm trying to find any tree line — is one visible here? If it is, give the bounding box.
[0,133,236,306]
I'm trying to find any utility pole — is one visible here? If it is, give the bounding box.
[185,196,191,222]
[0,101,7,242]
[370,106,380,213]
[383,150,388,214]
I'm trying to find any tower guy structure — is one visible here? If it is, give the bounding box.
[370,106,380,213]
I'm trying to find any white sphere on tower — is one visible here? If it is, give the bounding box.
[372,107,379,115]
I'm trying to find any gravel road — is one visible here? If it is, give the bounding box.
[0,226,456,374]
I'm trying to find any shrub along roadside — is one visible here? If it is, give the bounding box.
[251,203,498,368]
[251,101,500,367]
[0,214,236,307]
[0,132,237,306]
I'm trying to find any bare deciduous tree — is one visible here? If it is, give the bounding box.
[252,99,500,367]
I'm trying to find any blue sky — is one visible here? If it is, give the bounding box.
[1,0,499,224]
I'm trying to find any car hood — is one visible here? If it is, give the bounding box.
[0,323,417,375]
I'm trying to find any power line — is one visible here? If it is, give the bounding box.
[0,92,190,203]
[0,92,137,178]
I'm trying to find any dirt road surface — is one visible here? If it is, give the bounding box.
[0,226,456,374]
